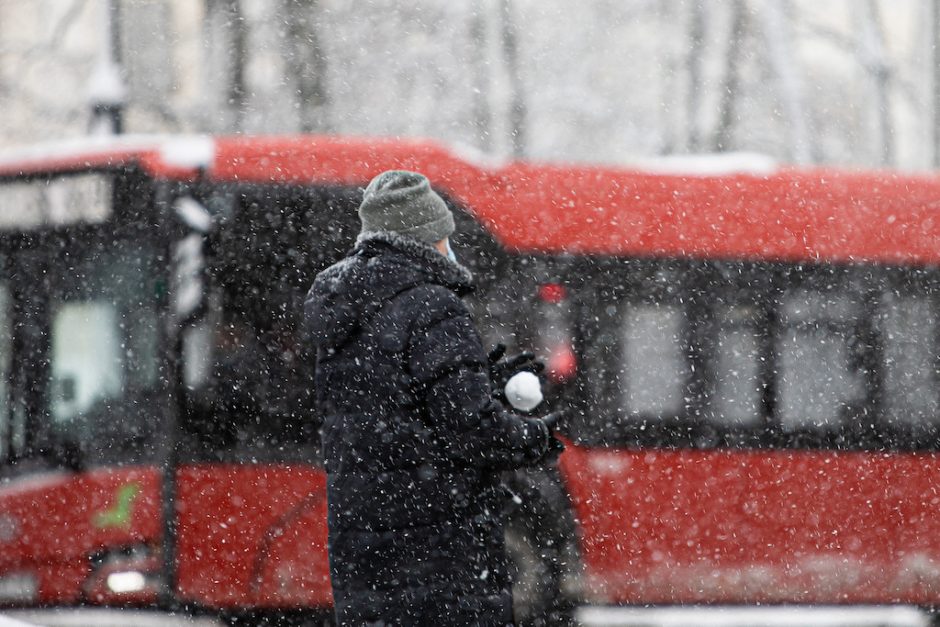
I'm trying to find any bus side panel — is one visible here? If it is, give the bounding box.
[252,496,332,608]
[0,466,162,604]
[175,464,331,609]
[560,445,940,605]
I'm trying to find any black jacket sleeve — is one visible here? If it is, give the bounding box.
[407,285,550,470]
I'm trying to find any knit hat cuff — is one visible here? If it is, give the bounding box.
[391,211,455,244]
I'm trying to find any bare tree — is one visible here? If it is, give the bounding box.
[799,3,917,167]
[934,0,940,166]
[3,0,88,70]
[469,0,493,152]
[758,0,813,163]
[229,0,248,131]
[203,0,247,131]
[500,0,526,157]
[0,0,89,119]
[685,0,706,152]
[857,0,894,165]
[283,0,329,133]
[712,0,747,152]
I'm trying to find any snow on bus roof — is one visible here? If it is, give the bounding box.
[0,134,213,178]
[628,152,778,176]
[2,134,940,266]
[208,136,940,266]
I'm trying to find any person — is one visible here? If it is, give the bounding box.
[305,170,563,626]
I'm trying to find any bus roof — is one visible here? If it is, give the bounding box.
[1,134,939,266]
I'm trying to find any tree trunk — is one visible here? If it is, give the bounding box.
[500,0,526,158]
[858,0,894,166]
[931,0,940,166]
[712,0,747,153]
[226,0,248,132]
[470,0,493,152]
[759,0,813,163]
[283,0,330,133]
[686,0,705,152]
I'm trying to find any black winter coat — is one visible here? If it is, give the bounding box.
[305,232,550,626]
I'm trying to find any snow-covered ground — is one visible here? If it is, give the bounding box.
[578,605,931,627]
[1,606,933,627]
[0,609,223,627]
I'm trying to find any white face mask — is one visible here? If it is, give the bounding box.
[445,239,457,263]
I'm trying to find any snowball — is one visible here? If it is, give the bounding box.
[504,371,543,412]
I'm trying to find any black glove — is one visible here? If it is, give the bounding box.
[539,409,567,434]
[533,409,567,464]
[488,344,545,401]
[545,436,566,464]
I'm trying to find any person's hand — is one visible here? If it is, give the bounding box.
[545,436,566,464]
[533,409,567,464]
[539,409,567,434]
[488,344,544,400]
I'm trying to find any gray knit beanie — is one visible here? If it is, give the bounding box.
[357,170,455,244]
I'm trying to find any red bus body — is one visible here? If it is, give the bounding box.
[2,135,940,611]
[0,465,330,608]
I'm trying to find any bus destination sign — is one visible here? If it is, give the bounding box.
[0,173,113,231]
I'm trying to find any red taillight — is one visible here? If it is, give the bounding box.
[539,283,567,304]
[547,343,577,383]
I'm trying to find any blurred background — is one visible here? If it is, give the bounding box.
[0,0,938,169]
[6,3,940,626]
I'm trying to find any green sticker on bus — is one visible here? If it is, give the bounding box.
[92,482,141,529]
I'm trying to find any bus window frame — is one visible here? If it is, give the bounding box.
[770,263,874,448]
[693,261,776,447]
[869,268,940,440]
[861,264,940,449]
[572,256,702,447]
[764,262,940,451]
[569,254,940,452]
[571,256,776,449]
[4,230,54,466]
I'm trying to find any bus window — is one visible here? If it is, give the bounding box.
[0,281,9,461]
[878,292,939,427]
[50,302,123,423]
[182,317,215,391]
[712,305,763,427]
[777,288,865,431]
[621,303,688,418]
[580,264,693,440]
[45,239,162,463]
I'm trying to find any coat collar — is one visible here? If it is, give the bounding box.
[354,231,474,295]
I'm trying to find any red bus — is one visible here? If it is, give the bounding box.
[2,135,940,623]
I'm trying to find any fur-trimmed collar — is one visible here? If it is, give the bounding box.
[355,231,474,292]
[307,231,475,351]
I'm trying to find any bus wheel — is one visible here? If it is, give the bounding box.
[503,468,581,627]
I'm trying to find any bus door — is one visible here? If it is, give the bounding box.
[170,182,354,611]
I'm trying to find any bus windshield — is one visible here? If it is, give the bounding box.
[41,230,164,466]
